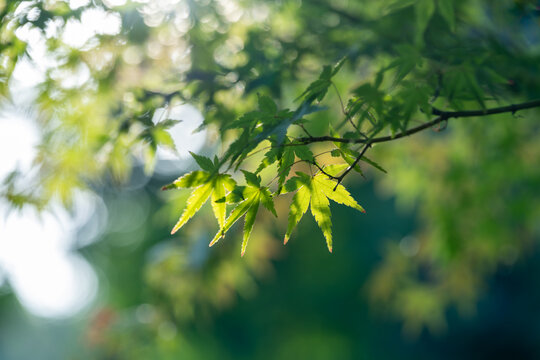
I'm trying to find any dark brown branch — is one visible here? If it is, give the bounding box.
[430,99,540,118]
[257,99,540,188]
[296,99,540,146]
[293,99,540,186]
[297,116,444,145]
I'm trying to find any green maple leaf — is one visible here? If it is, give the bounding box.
[209,171,276,257]
[284,165,365,252]
[162,153,236,234]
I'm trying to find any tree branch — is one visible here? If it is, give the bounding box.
[296,99,540,146]
[430,99,540,118]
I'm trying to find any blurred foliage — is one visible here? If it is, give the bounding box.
[2,0,540,356]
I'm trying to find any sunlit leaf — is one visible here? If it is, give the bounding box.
[313,175,365,213]
[209,183,275,255]
[167,172,236,233]
[284,185,310,244]
[211,175,236,229]
[284,167,365,252]
[241,202,259,257]
[171,182,214,234]
[310,179,333,252]
[162,171,211,190]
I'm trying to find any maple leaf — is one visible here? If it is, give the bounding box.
[209,171,276,256]
[284,165,365,252]
[162,154,236,234]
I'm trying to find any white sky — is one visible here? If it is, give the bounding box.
[0,202,98,318]
[0,0,206,318]
[0,111,99,318]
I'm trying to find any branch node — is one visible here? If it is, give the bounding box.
[333,142,372,190]
[433,119,448,132]
[312,161,338,180]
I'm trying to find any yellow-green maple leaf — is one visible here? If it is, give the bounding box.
[164,171,236,234]
[284,167,365,252]
[209,174,276,256]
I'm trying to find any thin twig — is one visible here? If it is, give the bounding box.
[332,82,347,116]
[244,145,272,160]
[364,107,378,127]
[266,150,335,187]
[312,161,339,180]
[333,142,372,190]
[298,123,314,138]
[332,81,361,132]
[430,71,443,104]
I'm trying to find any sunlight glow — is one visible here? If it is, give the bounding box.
[102,0,128,8]
[152,104,207,173]
[0,114,99,319]
[62,8,122,48]
[69,0,90,10]
[0,205,98,318]
[0,115,39,180]
[1,0,202,319]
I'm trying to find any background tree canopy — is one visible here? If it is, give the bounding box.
[2,0,540,358]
